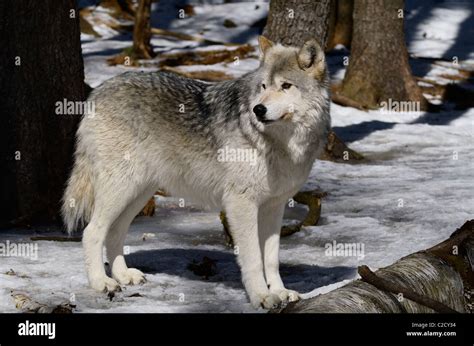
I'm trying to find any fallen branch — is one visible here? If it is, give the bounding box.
[358,265,458,313]
[12,291,75,313]
[414,76,439,85]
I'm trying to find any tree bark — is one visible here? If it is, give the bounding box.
[132,0,154,60]
[339,0,427,110]
[278,220,473,313]
[0,0,85,227]
[263,0,332,49]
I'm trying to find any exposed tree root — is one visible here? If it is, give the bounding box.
[221,189,326,246]
[320,131,364,163]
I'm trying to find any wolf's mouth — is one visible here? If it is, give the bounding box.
[260,113,290,124]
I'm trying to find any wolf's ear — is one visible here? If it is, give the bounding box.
[297,39,325,79]
[258,36,274,57]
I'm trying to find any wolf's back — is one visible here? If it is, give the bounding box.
[62,149,95,234]
[60,70,239,233]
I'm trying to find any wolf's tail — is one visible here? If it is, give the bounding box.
[61,152,95,234]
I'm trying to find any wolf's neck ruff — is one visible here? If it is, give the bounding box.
[202,71,329,164]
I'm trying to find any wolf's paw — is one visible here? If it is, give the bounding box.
[250,292,282,309]
[271,288,300,303]
[113,268,146,286]
[90,276,121,293]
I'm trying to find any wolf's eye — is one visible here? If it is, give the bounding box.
[281,82,292,90]
[262,83,266,90]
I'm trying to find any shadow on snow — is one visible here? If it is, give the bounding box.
[126,247,356,294]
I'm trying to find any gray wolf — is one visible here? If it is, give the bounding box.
[62,36,331,309]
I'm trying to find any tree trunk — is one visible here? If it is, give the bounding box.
[263,0,332,49]
[132,0,154,60]
[279,220,473,313]
[0,0,85,227]
[339,0,427,110]
[327,0,353,50]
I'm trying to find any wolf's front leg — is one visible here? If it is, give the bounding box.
[224,196,281,309]
[259,199,300,303]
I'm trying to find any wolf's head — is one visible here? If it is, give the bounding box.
[251,36,329,130]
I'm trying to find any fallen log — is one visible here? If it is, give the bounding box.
[151,28,239,46]
[160,66,234,82]
[278,220,473,313]
[158,44,255,67]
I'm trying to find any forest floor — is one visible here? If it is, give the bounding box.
[0,0,473,312]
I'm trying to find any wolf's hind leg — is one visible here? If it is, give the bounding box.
[259,199,300,303]
[83,182,140,293]
[224,195,281,309]
[83,215,121,293]
[105,188,155,286]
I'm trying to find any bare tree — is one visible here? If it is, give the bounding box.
[0,0,85,227]
[132,0,154,59]
[339,0,427,110]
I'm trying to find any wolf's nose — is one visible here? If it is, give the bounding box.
[253,104,267,120]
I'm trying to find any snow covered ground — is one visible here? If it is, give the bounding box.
[0,0,473,313]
